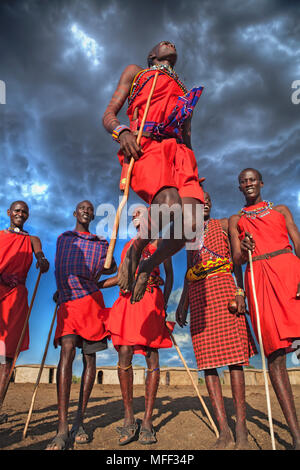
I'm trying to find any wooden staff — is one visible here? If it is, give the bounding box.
[0,271,42,409]
[168,329,219,438]
[23,303,58,439]
[104,70,160,269]
[248,249,276,450]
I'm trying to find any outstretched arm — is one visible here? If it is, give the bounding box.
[102,64,143,161]
[30,236,50,273]
[98,275,118,289]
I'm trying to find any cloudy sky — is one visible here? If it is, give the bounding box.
[0,0,299,375]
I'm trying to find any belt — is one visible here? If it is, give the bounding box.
[186,258,233,282]
[252,248,292,262]
[132,130,181,143]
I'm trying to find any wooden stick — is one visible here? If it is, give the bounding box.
[169,331,219,438]
[0,271,42,409]
[104,71,160,269]
[22,303,58,439]
[248,249,276,450]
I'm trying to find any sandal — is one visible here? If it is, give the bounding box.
[138,426,157,445]
[116,421,139,446]
[46,432,70,450]
[71,425,91,444]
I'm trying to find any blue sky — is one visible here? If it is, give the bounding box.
[0,0,299,376]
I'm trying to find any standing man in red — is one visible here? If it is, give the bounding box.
[176,191,257,450]
[46,200,116,450]
[0,201,49,424]
[99,207,174,446]
[229,168,300,450]
[102,41,205,303]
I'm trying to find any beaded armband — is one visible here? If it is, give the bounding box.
[236,288,245,298]
[112,125,131,142]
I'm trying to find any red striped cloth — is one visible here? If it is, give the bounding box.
[188,219,257,370]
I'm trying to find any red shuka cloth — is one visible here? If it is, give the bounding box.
[54,291,110,346]
[107,240,175,356]
[238,204,300,357]
[118,71,204,204]
[189,219,257,370]
[0,231,33,358]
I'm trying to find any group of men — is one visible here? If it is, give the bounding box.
[0,41,300,451]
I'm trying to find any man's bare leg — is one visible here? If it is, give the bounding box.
[117,346,137,444]
[131,196,201,303]
[204,369,234,450]
[118,187,182,293]
[72,352,96,443]
[46,337,76,450]
[0,358,13,423]
[143,349,160,430]
[268,349,300,450]
[229,365,250,450]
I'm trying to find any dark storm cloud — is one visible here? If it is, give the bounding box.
[0,0,299,238]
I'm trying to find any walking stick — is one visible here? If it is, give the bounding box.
[0,270,42,410]
[168,329,219,438]
[248,249,276,450]
[23,303,58,439]
[104,70,160,269]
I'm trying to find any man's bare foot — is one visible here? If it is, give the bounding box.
[234,423,251,450]
[130,260,151,303]
[211,430,235,450]
[46,431,69,450]
[118,244,141,292]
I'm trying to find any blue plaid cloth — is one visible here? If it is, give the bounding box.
[55,231,109,304]
[143,87,203,143]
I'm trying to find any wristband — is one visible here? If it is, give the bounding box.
[112,125,131,142]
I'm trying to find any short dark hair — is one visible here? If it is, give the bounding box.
[9,200,29,211]
[238,168,263,182]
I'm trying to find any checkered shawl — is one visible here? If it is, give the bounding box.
[188,219,257,370]
[55,231,109,304]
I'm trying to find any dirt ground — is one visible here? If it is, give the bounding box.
[0,383,299,451]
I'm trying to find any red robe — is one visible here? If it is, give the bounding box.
[238,203,300,357]
[0,230,33,358]
[107,240,174,356]
[118,70,204,204]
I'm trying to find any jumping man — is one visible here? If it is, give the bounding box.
[103,41,205,303]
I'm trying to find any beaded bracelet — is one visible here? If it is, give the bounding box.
[112,125,131,142]
[236,288,245,297]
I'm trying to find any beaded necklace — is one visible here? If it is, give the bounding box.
[239,201,273,219]
[193,220,225,264]
[128,64,188,107]
[7,227,28,235]
[150,64,188,94]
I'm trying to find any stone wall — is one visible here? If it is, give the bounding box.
[222,368,300,386]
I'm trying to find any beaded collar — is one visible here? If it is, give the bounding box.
[239,201,273,219]
[149,64,188,94]
[7,226,28,235]
[128,64,188,106]
[193,219,225,263]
